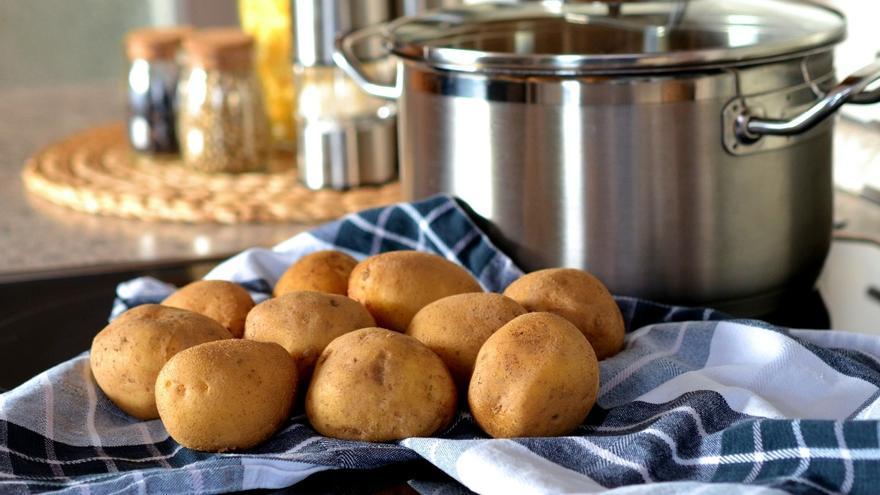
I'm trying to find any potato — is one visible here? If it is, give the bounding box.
[406,293,526,391]
[348,251,482,332]
[468,312,599,438]
[90,304,232,420]
[503,268,624,359]
[155,339,297,452]
[274,250,358,297]
[244,291,375,380]
[162,280,255,338]
[306,327,457,442]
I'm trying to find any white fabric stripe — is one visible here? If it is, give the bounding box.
[642,426,880,466]
[417,200,456,251]
[476,250,501,278]
[131,470,146,495]
[642,427,714,469]
[286,436,324,453]
[346,214,420,250]
[834,422,854,493]
[41,374,65,479]
[475,251,503,290]
[623,322,662,344]
[0,443,185,465]
[239,458,329,491]
[82,364,117,473]
[0,437,406,472]
[455,440,607,494]
[186,463,204,494]
[422,199,456,224]
[450,228,480,257]
[743,421,763,483]
[788,328,880,363]
[788,478,836,495]
[1,461,322,494]
[137,423,171,469]
[574,437,653,483]
[791,420,811,480]
[369,205,395,255]
[599,322,690,398]
[581,405,708,437]
[272,233,337,254]
[852,389,880,420]
[635,322,879,420]
[0,459,235,486]
[0,463,238,487]
[398,203,458,261]
[662,307,682,322]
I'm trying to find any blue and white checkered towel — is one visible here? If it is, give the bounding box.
[3,195,880,494]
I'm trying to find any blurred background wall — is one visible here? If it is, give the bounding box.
[0,0,238,88]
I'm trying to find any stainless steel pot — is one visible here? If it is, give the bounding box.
[335,0,880,314]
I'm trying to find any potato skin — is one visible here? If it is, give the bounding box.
[406,293,526,392]
[155,339,297,452]
[468,312,600,438]
[90,304,232,420]
[162,280,255,338]
[274,250,358,297]
[306,327,457,442]
[244,291,375,380]
[348,251,483,332]
[503,268,624,359]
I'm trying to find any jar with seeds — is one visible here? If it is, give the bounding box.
[177,29,270,173]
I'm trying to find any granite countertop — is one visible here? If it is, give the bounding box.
[0,83,310,283]
[1,83,879,284]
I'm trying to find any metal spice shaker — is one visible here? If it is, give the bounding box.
[125,27,191,154]
[177,29,271,174]
[292,0,398,190]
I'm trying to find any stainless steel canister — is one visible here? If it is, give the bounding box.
[292,0,398,190]
[336,0,880,314]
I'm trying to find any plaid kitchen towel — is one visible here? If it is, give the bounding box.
[3,195,880,495]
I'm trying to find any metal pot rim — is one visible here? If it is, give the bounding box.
[382,0,846,75]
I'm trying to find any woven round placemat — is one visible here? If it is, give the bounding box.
[22,124,401,223]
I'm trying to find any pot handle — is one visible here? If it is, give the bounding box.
[333,24,401,101]
[735,57,880,143]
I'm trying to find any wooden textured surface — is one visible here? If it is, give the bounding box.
[22,124,400,224]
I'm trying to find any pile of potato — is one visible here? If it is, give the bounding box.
[89,250,624,451]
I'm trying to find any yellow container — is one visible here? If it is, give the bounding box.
[238,0,295,146]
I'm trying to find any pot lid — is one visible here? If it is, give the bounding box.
[384,0,846,74]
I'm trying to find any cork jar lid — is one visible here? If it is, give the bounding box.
[125,26,192,61]
[184,28,255,71]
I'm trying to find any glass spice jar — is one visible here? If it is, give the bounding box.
[177,29,271,173]
[125,27,191,154]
